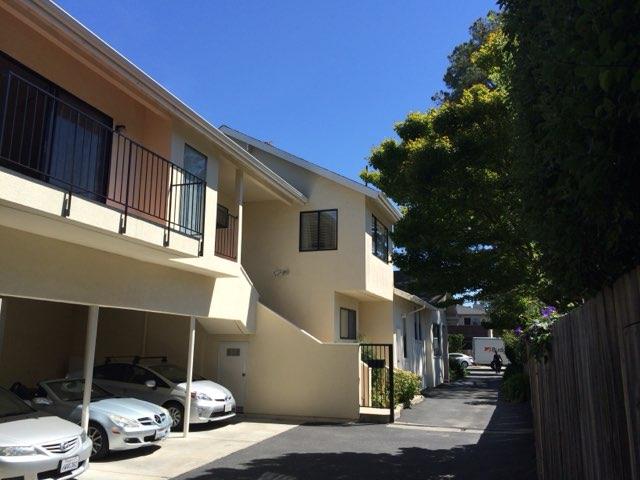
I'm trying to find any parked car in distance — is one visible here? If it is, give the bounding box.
[22,379,172,460]
[0,387,92,480]
[89,356,236,430]
[449,353,475,369]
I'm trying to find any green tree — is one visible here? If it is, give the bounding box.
[500,0,640,300]
[448,333,464,353]
[362,13,541,303]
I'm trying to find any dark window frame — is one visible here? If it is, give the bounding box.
[339,307,357,340]
[372,214,389,262]
[299,209,338,252]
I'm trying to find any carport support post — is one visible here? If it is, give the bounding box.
[183,315,196,437]
[81,305,99,432]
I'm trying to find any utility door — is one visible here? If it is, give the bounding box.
[218,342,248,412]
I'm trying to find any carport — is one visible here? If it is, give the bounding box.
[0,296,201,437]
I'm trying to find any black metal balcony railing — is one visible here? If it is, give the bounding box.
[0,72,206,253]
[215,204,238,260]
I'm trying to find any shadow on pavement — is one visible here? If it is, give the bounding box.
[173,367,536,480]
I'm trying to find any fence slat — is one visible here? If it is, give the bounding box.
[529,267,640,480]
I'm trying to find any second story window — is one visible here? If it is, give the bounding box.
[299,209,338,251]
[372,215,389,262]
[180,144,207,236]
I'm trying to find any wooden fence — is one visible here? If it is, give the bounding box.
[528,267,640,480]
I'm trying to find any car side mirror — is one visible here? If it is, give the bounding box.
[33,397,53,406]
[145,379,157,389]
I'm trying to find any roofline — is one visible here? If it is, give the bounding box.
[22,0,306,205]
[220,125,401,221]
[393,288,439,311]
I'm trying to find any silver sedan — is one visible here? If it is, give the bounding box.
[0,387,92,480]
[32,379,172,459]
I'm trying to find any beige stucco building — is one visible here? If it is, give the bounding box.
[0,0,445,426]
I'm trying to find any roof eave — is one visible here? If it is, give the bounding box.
[27,0,306,205]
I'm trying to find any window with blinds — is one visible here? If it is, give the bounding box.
[299,209,338,251]
[372,215,389,262]
[340,308,356,340]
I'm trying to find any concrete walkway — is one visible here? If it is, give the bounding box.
[175,366,537,480]
[81,420,298,480]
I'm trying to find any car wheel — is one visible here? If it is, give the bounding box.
[88,422,109,460]
[165,401,184,431]
[461,361,469,369]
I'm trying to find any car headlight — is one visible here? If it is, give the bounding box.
[109,414,141,428]
[80,431,88,443]
[0,446,37,456]
[190,391,212,401]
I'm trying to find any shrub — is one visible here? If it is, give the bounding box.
[502,363,523,382]
[394,369,422,407]
[448,333,464,353]
[449,358,467,382]
[501,372,530,403]
[503,330,525,367]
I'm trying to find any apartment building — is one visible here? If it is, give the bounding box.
[0,1,444,432]
[221,126,446,390]
[0,0,360,428]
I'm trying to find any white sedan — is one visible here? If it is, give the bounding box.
[449,353,475,368]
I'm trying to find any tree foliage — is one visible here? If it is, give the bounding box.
[500,0,640,300]
[365,4,639,311]
[448,333,464,353]
[362,14,540,303]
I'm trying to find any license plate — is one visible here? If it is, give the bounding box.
[224,403,232,413]
[155,428,168,440]
[60,456,79,473]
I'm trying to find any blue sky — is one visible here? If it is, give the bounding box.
[56,0,497,182]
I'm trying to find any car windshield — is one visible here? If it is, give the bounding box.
[0,388,34,418]
[45,380,112,402]
[150,364,204,383]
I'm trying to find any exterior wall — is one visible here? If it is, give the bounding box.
[204,304,361,420]
[0,297,85,386]
[392,295,430,386]
[0,226,255,321]
[242,163,367,342]
[364,199,395,301]
[359,301,394,344]
[0,297,218,389]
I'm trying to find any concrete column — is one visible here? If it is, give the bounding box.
[234,169,244,263]
[81,305,99,432]
[183,316,196,437]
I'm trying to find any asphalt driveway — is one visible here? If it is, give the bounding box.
[174,367,537,480]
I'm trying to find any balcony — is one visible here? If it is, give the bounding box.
[0,71,206,253]
[215,203,238,261]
